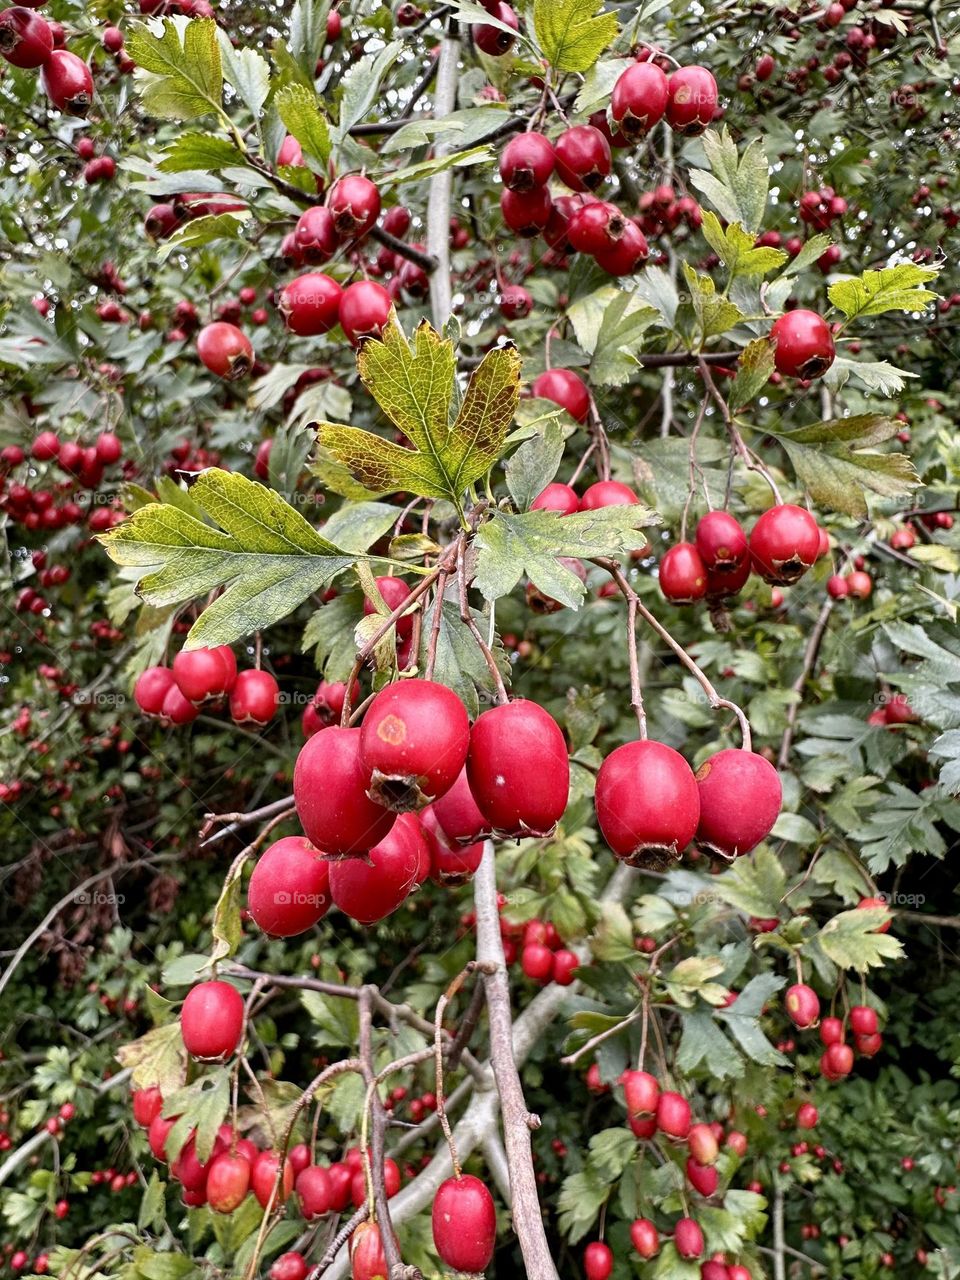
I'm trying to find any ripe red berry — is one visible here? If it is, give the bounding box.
[500,185,553,236]
[797,1102,819,1129]
[694,748,782,858]
[819,1016,845,1046]
[656,1090,691,1139]
[850,1005,878,1036]
[269,1252,308,1280]
[659,542,708,603]
[749,504,821,584]
[251,1150,294,1209]
[42,49,95,116]
[595,739,700,868]
[530,368,590,422]
[280,272,343,336]
[531,482,579,515]
[0,7,53,68]
[688,1123,720,1166]
[521,942,554,983]
[326,9,342,40]
[472,1,518,56]
[568,201,628,255]
[134,666,176,717]
[161,681,200,726]
[695,510,749,573]
[551,949,579,985]
[31,430,60,461]
[855,1032,882,1057]
[499,284,533,320]
[132,1086,163,1128]
[822,1041,854,1078]
[621,1070,660,1134]
[296,1164,333,1218]
[827,574,849,598]
[421,808,484,884]
[338,280,393,346]
[96,431,123,464]
[631,1218,660,1258]
[206,1152,251,1213]
[686,1157,718,1197]
[102,24,123,52]
[467,700,569,838]
[584,1242,613,1280]
[674,1217,704,1260]
[594,220,649,275]
[769,309,836,378]
[229,669,280,725]
[554,125,611,191]
[293,206,340,263]
[785,983,820,1029]
[432,1175,496,1273]
[328,813,429,923]
[350,1223,389,1280]
[846,569,873,599]
[295,725,397,857]
[180,980,244,1061]
[499,131,555,191]
[359,679,470,811]
[579,479,639,509]
[172,646,237,703]
[148,1112,177,1161]
[756,53,776,80]
[666,66,718,135]
[611,62,670,141]
[327,175,381,238]
[247,836,331,936]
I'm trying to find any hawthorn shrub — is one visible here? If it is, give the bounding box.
[1,2,959,1279]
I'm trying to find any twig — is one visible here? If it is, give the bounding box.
[369,226,438,274]
[426,21,459,327]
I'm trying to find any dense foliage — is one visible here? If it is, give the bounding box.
[1,1,959,1279]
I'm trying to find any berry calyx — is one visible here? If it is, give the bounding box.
[196,322,253,379]
[180,980,244,1062]
[432,1175,496,1273]
[530,368,591,422]
[467,700,569,838]
[749,504,821,585]
[327,175,381,238]
[769,309,836,379]
[359,678,470,811]
[595,739,700,869]
[247,837,331,936]
[694,748,782,858]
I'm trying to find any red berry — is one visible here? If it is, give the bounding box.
[500,184,553,236]
[756,53,776,80]
[421,808,484,885]
[827,574,849,598]
[567,201,628,255]
[42,49,95,116]
[530,368,590,422]
[229,669,280,725]
[327,175,381,238]
[296,1164,333,1218]
[686,1157,718,1197]
[294,725,397,857]
[659,542,708,603]
[134,666,176,717]
[251,1150,294,1208]
[172,646,237,703]
[206,1152,251,1213]
[846,569,873,599]
[0,7,53,68]
[96,431,123,464]
[594,220,649,275]
[611,61,670,141]
[579,479,639,509]
[855,1032,882,1057]
[247,836,331,936]
[621,1070,660,1132]
[695,510,749,572]
[797,1102,819,1129]
[132,1086,163,1128]
[294,206,341,263]
[429,764,491,845]
[432,1175,496,1273]
[328,813,429,923]
[554,125,611,191]
[280,272,343,336]
[499,284,533,320]
[288,1144,311,1176]
[31,430,60,461]
[102,24,124,52]
[769,309,836,378]
[521,942,554,983]
[382,205,411,236]
[749,504,821,584]
[269,1253,308,1280]
[551,949,579,985]
[656,1090,691,1139]
[785,983,820,1029]
[823,1041,854,1077]
[850,1005,878,1036]
[467,700,569,838]
[595,740,700,868]
[584,1242,613,1280]
[820,1016,844,1046]
[181,981,244,1062]
[666,66,718,135]
[338,280,393,346]
[694,749,782,858]
[359,679,470,811]
[688,1123,720,1166]
[472,2,518,55]
[630,1218,660,1258]
[531,482,579,515]
[161,682,200,727]
[326,9,341,40]
[674,1217,704,1260]
[350,1223,389,1280]
[499,132,555,191]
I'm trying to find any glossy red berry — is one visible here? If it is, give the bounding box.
[134,666,176,717]
[686,1157,718,1197]
[472,1,518,56]
[666,66,718,135]
[96,431,123,464]
[102,25,123,52]
[230,669,280,725]
[248,836,331,936]
[251,1151,295,1209]
[499,284,533,320]
[659,542,708,603]
[327,175,381,238]
[756,53,776,80]
[820,1016,845,1046]
[42,49,95,116]
[269,1253,308,1280]
[180,981,244,1061]
[429,765,491,846]
[554,125,611,191]
[785,983,820,1029]
[688,1123,720,1166]
[499,131,555,191]
[294,206,340,263]
[827,574,848,598]
[500,185,553,236]
[0,7,53,68]
[530,368,590,422]
[359,679,470,811]
[595,740,700,868]
[132,1086,163,1128]
[822,1041,854,1078]
[296,1164,333,1219]
[382,205,411,237]
[172,646,237,703]
[579,479,638,509]
[846,569,872,599]
[674,1218,704,1260]
[328,813,428,923]
[531,482,579,515]
[769,309,836,378]
[338,280,393,346]
[522,942,554,982]
[295,726,396,857]
[695,510,749,572]
[611,62,670,141]
[584,1242,613,1280]
[280,272,343,336]
[568,201,629,255]
[631,1218,660,1258]
[148,1111,177,1161]
[467,700,569,838]
[850,1005,878,1036]
[420,807,484,884]
[362,574,414,635]
[657,1090,691,1139]
[326,9,341,40]
[432,1175,496,1273]
[750,504,821,584]
[161,682,200,726]
[350,1223,389,1280]
[551,949,579,985]
[694,749,782,858]
[206,1152,251,1213]
[797,1102,819,1129]
[31,430,60,460]
[594,220,649,275]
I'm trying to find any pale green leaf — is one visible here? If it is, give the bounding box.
[689,130,769,235]
[275,83,331,168]
[128,17,224,121]
[828,263,940,320]
[533,0,619,73]
[816,907,903,971]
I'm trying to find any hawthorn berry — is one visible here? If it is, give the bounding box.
[822,1041,854,1078]
[797,1102,819,1129]
[769,309,836,378]
[611,61,670,141]
[359,679,470,811]
[530,368,591,422]
[420,808,484,885]
[595,219,649,275]
[552,949,579,985]
[850,1005,878,1036]
[501,185,553,236]
[531,482,580,515]
[269,1253,308,1280]
[134,666,176,717]
[338,280,393,346]
[280,272,343,336]
[327,812,429,923]
[296,1164,333,1218]
[659,542,708,603]
[327,175,381,238]
[148,1112,178,1161]
[820,1016,845,1046]
[521,942,554,983]
[132,1086,163,1128]
[247,836,331,936]
[595,739,700,868]
[31,430,60,461]
[251,1150,295,1208]
[666,66,718,135]
[846,569,873,599]
[674,1217,704,1260]
[467,700,569,838]
[694,749,782,858]
[161,682,200,726]
[294,725,397,857]
[656,1090,692,1139]
[432,1175,496,1273]
[568,201,629,255]
[0,7,53,68]
[785,983,820,1029]
[499,131,555,191]
[631,1218,660,1258]
[472,1,518,56]
[206,1151,251,1213]
[42,49,95,116]
[428,765,491,846]
[554,125,611,191]
[827,574,849,599]
[749,504,821,584]
[499,284,533,320]
[293,206,340,263]
[695,510,749,572]
[172,646,237,703]
[688,1122,720,1166]
[686,1156,719,1197]
[350,1223,389,1280]
[229,669,280,726]
[180,980,244,1061]
[579,479,639,509]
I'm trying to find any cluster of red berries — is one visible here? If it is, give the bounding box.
[517,919,580,987]
[134,647,280,728]
[785,982,884,1079]
[798,184,849,230]
[0,5,94,116]
[76,134,116,183]
[1,430,124,536]
[6,1249,50,1275]
[867,693,919,728]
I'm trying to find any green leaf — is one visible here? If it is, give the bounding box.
[591,902,638,964]
[589,292,660,387]
[677,1011,744,1079]
[930,731,960,795]
[130,1248,201,1280]
[588,1127,636,1181]
[689,130,769,235]
[712,846,786,918]
[557,1167,609,1243]
[850,782,953,875]
[97,468,354,648]
[333,41,403,144]
[770,812,819,845]
[381,107,509,154]
[138,1172,167,1234]
[717,985,788,1067]
[275,83,331,168]
[302,591,364,680]
[164,1071,231,1160]
[778,232,832,278]
[700,213,787,279]
[288,0,333,83]
[209,853,247,966]
[727,337,775,412]
[828,263,940,321]
[682,264,744,341]
[322,502,399,554]
[128,17,224,121]
[533,0,619,73]
[505,421,565,511]
[381,145,495,189]
[216,30,271,120]
[301,988,360,1048]
[319,321,521,512]
[417,602,511,717]
[816,907,903,971]
[156,211,251,262]
[157,132,243,172]
[473,504,659,606]
[116,1022,187,1095]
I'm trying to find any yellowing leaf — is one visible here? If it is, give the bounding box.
[533,0,619,73]
[700,212,788,279]
[128,17,224,121]
[828,263,940,320]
